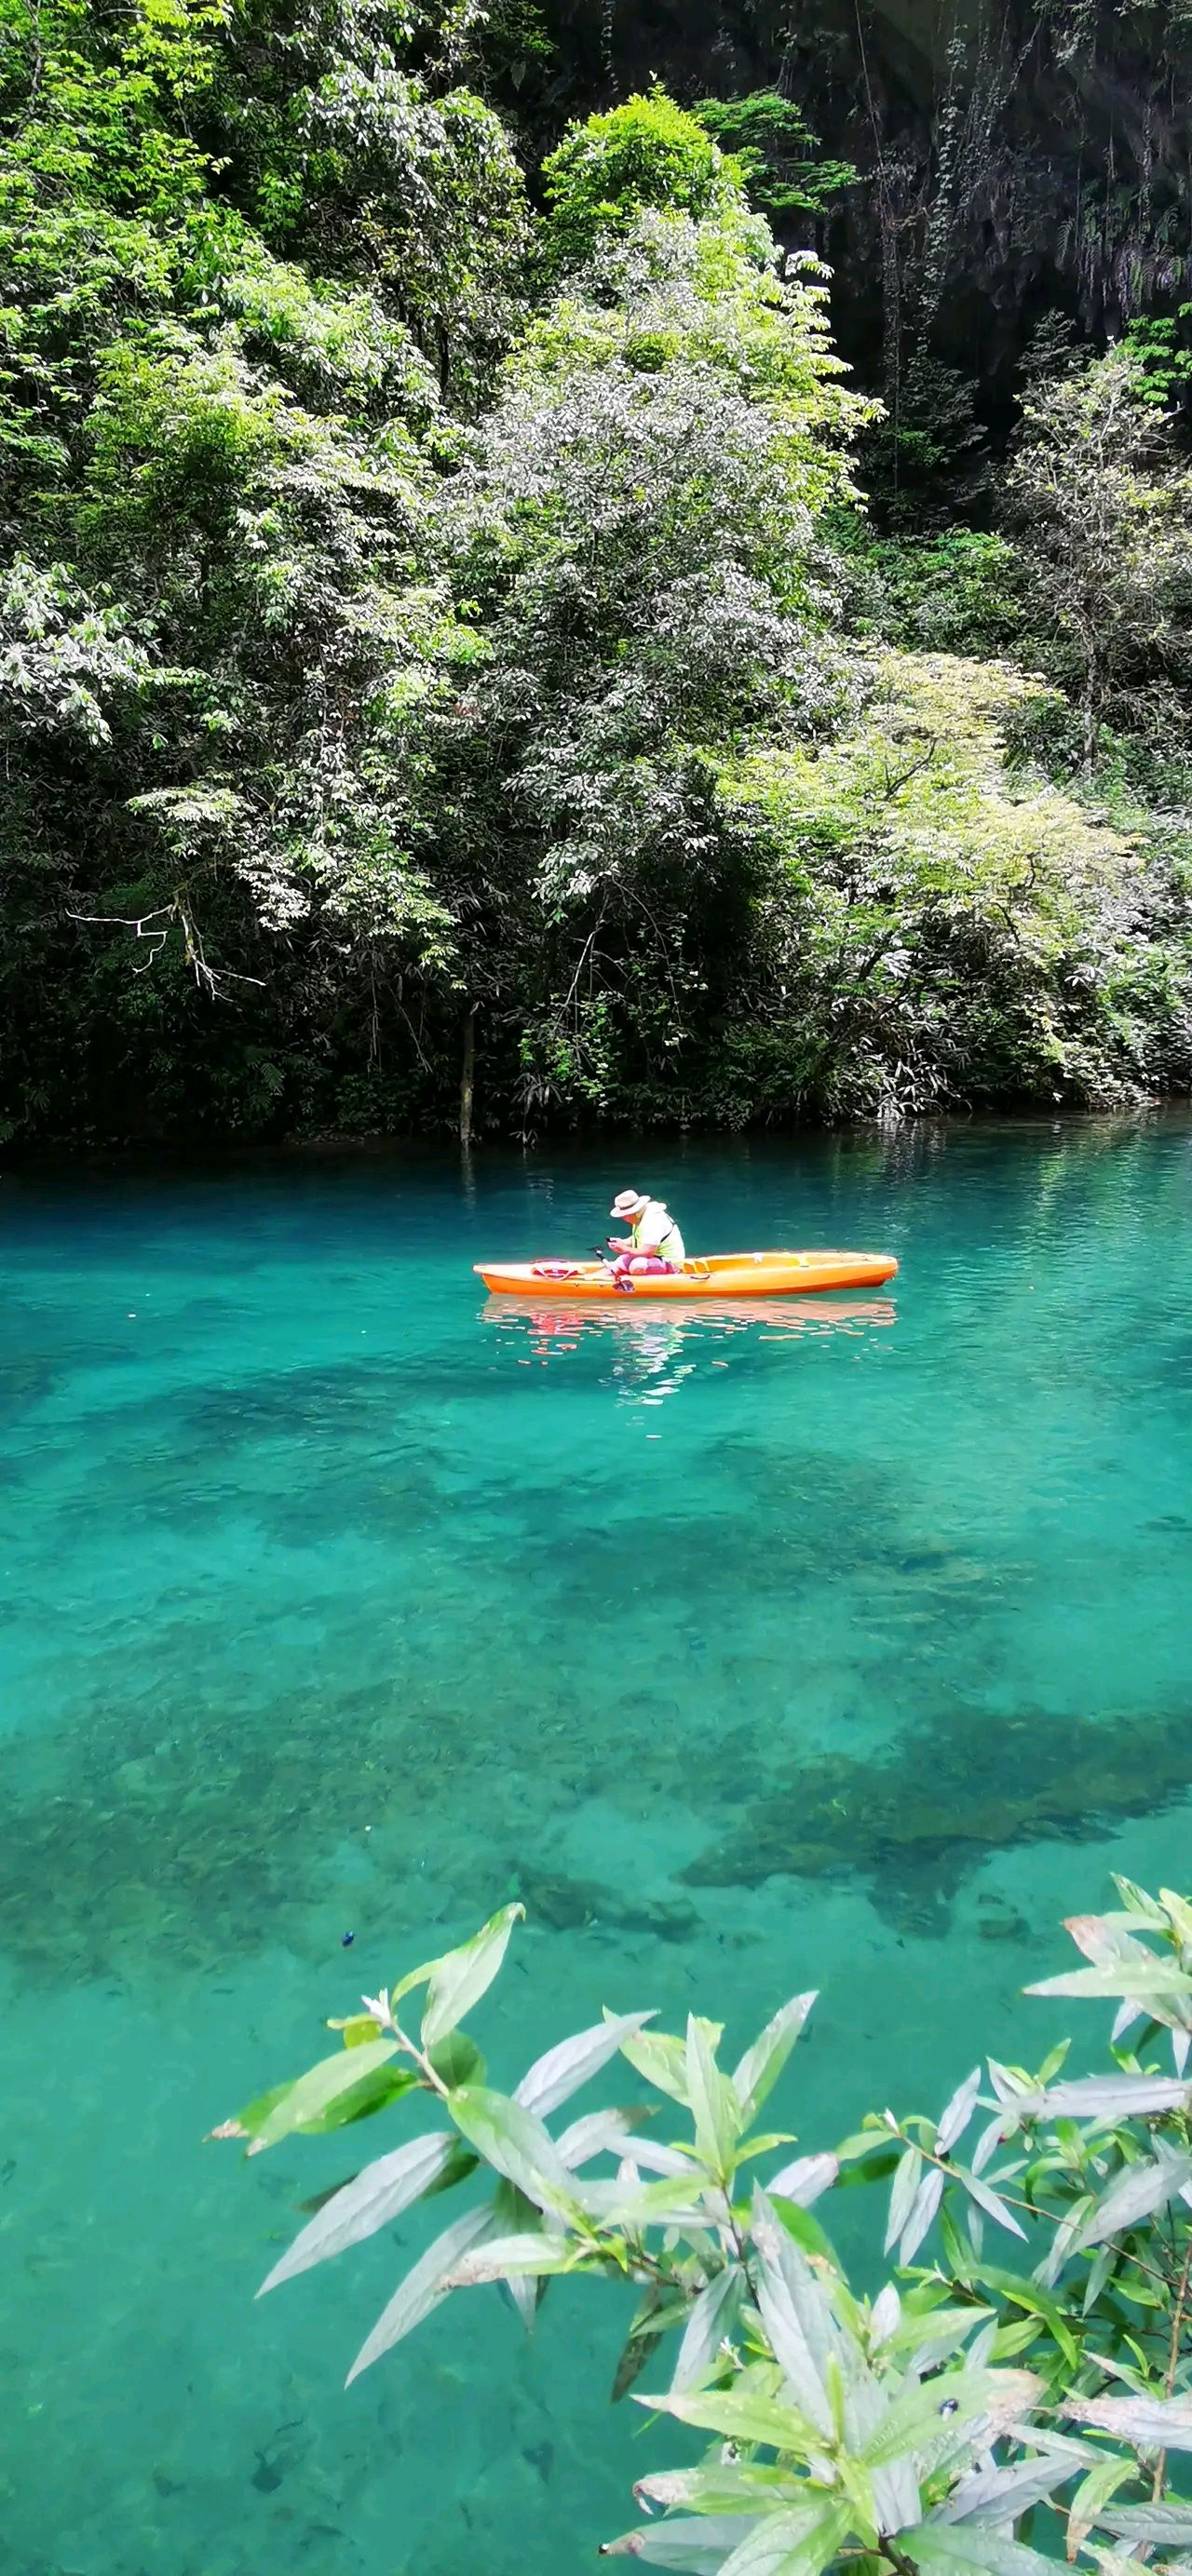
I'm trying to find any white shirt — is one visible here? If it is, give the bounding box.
[634,1201,685,1264]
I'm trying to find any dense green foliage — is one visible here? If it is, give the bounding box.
[219,1877,1192,2576]
[1,4,1190,1145]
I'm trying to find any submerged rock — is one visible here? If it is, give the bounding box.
[515,1868,698,1944]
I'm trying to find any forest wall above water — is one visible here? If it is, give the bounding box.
[3,0,1190,1149]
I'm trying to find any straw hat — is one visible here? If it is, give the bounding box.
[610,1188,650,1218]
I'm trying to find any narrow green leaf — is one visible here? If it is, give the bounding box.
[716,2502,853,2576]
[670,2265,744,2393]
[752,2218,834,2437]
[1036,2192,1097,2288]
[1112,1878,1168,1926]
[901,2517,1058,2576]
[940,2202,977,2285]
[1081,2244,1115,2314]
[641,2382,825,2456]
[937,2069,982,2157]
[1063,2391,1192,2451]
[633,2466,810,2516]
[901,2164,944,2263]
[1032,2074,1192,2120]
[1076,2152,1192,2248]
[886,2146,922,2252]
[938,2452,1078,2522]
[447,2084,579,2217]
[770,2197,837,2262]
[421,1905,524,2049]
[588,2171,715,2230]
[1101,2504,1192,2543]
[245,2039,400,2156]
[1065,2454,1134,2558]
[602,2516,764,2575]
[618,2026,693,2104]
[259,2132,455,2294]
[440,2231,579,2288]
[836,2128,899,2164]
[556,2105,654,2170]
[1024,1962,1192,2003]
[686,2015,743,2180]
[883,2304,993,2363]
[517,2012,656,2119]
[731,1993,817,2126]
[345,2202,496,2381]
[861,2366,1042,2470]
[954,2168,1026,2242]
[834,2149,901,2188]
[767,2153,838,2208]
[612,2286,669,2405]
[972,2265,1078,2367]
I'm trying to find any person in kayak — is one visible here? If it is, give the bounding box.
[607,1189,686,1278]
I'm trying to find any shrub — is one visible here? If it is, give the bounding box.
[215,1877,1192,2576]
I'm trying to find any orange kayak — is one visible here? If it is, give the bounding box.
[475,1249,898,1300]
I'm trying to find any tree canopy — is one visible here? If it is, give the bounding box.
[1,21,1189,1146]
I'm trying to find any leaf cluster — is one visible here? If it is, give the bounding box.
[219,1878,1192,2576]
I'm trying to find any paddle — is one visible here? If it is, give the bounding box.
[591,1242,635,1294]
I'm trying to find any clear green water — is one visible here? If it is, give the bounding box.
[5,1120,1192,2576]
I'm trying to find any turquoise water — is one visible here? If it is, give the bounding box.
[4,1119,1192,2576]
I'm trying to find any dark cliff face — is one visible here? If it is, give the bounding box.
[537,1,1192,410]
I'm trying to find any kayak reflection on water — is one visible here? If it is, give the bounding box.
[483,1295,898,1407]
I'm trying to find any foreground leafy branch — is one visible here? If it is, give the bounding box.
[213,1879,1192,2576]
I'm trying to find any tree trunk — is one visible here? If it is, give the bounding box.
[460,1003,477,1149]
[1082,668,1097,777]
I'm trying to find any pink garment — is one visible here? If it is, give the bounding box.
[612,1253,676,1278]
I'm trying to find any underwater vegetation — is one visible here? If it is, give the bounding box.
[5,1658,1189,1984]
[682,1697,1192,1929]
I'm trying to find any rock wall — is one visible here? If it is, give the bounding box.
[537,0,1192,406]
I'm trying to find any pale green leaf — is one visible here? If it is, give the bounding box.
[258,2131,455,2293]
[421,1905,524,2049]
[861,2367,1043,2470]
[670,2265,745,2392]
[641,2382,825,2456]
[903,2518,1059,2576]
[1102,2505,1192,2543]
[768,2153,838,2208]
[1065,2458,1137,2558]
[937,2069,982,2157]
[1063,2392,1192,2451]
[618,2026,694,2104]
[716,2503,853,2576]
[687,2015,743,2179]
[1076,2154,1192,2248]
[602,2517,764,2574]
[440,2230,580,2287]
[345,2203,496,2381]
[517,2012,656,2119]
[447,2084,579,2217]
[731,1993,817,2126]
[886,2147,923,2252]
